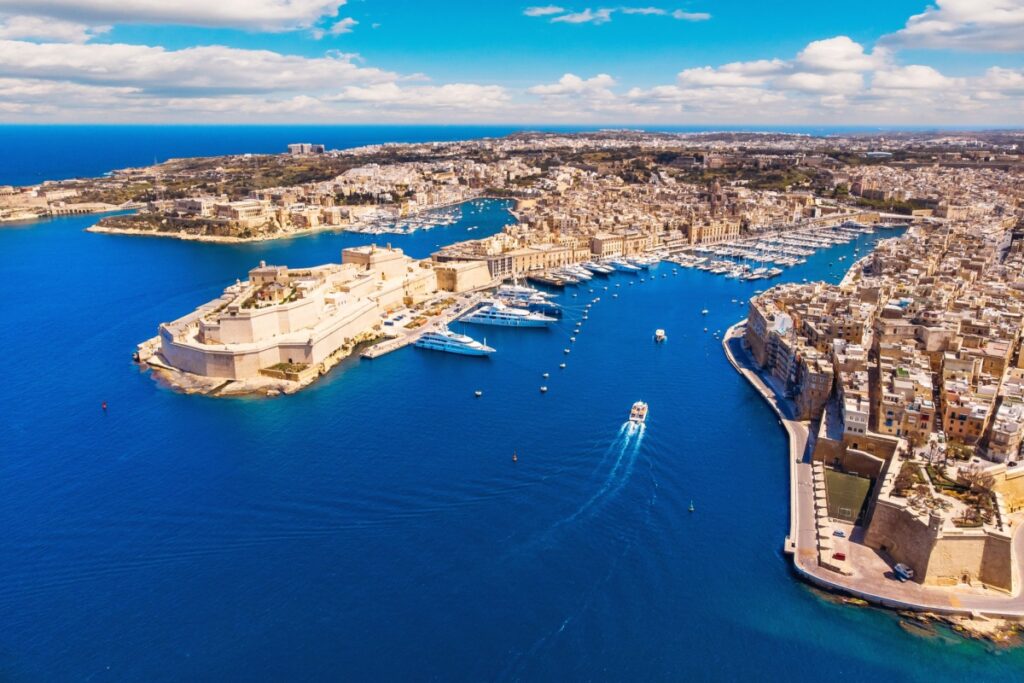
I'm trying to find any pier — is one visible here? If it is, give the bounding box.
[361,292,488,359]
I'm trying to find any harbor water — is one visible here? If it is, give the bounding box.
[3,202,1024,680]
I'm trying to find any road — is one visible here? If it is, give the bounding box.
[723,320,1024,618]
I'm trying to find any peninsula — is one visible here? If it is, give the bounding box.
[727,173,1024,636]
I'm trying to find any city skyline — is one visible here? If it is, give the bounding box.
[0,0,1022,125]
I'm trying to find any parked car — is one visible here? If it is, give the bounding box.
[832,552,846,561]
[833,529,846,538]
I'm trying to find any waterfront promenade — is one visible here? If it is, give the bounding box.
[723,321,1024,620]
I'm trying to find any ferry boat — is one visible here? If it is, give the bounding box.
[629,401,649,424]
[654,329,667,343]
[415,328,495,356]
[461,301,556,327]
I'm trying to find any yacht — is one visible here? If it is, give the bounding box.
[415,328,495,356]
[461,301,556,327]
[629,401,649,424]
[496,283,552,301]
[582,261,614,275]
[610,259,641,273]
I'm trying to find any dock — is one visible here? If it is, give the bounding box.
[360,292,488,359]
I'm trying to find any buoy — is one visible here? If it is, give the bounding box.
[564,348,571,354]
[688,500,695,513]
[570,337,576,343]
[474,390,483,397]
[101,401,108,412]
[512,451,518,463]
[559,363,566,369]
[542,372,549,378]
[540,386,548,393]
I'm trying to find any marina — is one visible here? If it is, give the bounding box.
[666,223,900,281]
[5,204,1011,681]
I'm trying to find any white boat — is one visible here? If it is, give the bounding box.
[610,259,641,273]
[461,301,556,327]
[582,261,614,274]
[629,401,648,424]
[415,328,495,356]
[654,329,667,342]
[496,283,552,301]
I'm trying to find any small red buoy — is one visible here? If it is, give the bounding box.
[101,401,108,412]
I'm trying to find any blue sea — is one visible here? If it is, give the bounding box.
[2,127,1022,681]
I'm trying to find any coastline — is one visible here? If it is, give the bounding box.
[722,319,1024,643]
[86,196,516,244]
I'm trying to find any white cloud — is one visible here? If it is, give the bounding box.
[0,14,108,43]
[671,10,711,21]
[871,64,960,91]
[551,8,613,24]
[312,16,356,38]
[796,36,885,72]
[329,82,509,109]
[779,71,864,94]
[622,7,667,15]
[0,40,395,94]
[883,0,1024,51]
[523,5,565,16]
[677,60,785,87]
[0,0,348,32]
[528,73,616,98]
[977,66,1024,94]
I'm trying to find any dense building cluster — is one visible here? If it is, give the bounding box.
[743,179,1024,589]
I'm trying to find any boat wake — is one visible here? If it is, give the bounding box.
[554,421,645,528]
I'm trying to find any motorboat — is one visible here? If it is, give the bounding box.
[415,328,495,356]
[461,301,556,327]
[654,329,667,343]
[629,401,648,424]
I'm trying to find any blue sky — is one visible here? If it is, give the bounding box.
[0,1,1021,124]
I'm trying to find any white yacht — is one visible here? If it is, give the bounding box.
[415,328,495,356]
[496,283,552,301]
[461,301,556,327]
[582,261,614,274]
[610,259,641,273]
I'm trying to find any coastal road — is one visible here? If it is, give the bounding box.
[723,321,1024,619]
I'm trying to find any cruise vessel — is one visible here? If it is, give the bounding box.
[461,301,556,327]
[629,401,648,424]
[415,328,495,356]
